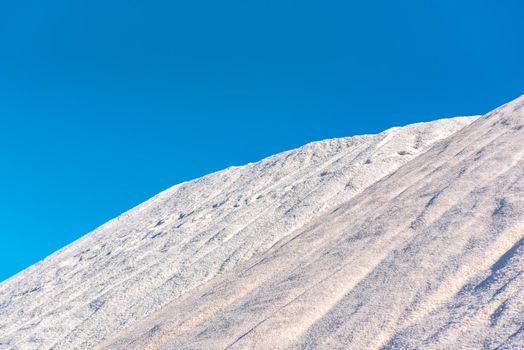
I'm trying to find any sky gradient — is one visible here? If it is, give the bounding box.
[1,0,523,281]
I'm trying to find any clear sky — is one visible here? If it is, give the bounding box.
[1,0,523,281]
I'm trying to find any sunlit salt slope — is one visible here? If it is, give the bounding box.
[4,97,522,350]
[97,97,524,350]
[0,116,474,350]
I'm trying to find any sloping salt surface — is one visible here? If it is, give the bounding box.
[0,117,476,350]
[95,96,524,350]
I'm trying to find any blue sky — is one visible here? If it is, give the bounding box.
[0,0,523,281]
